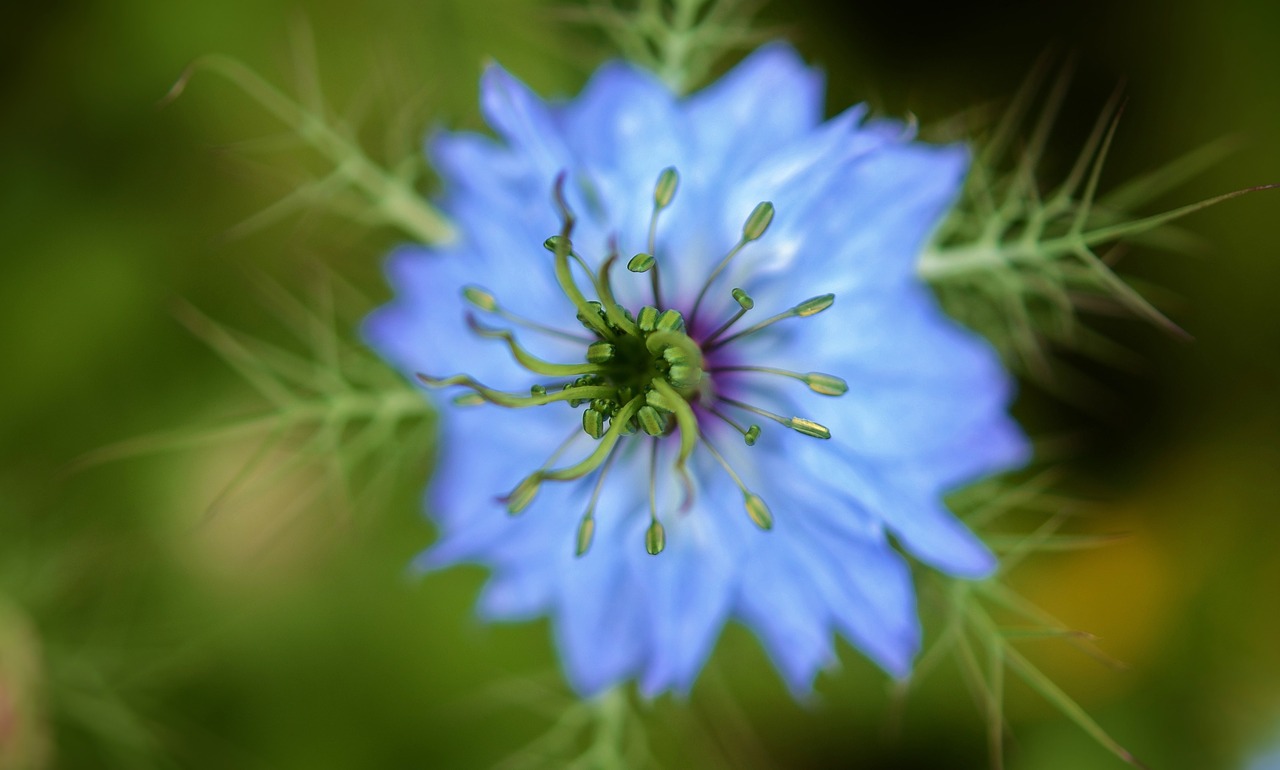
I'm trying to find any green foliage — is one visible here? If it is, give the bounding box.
[569,0,769,93]
[163,50,455,246]
[906,470,1147,769]
[81,272,434,525]
[919,58,1274,391]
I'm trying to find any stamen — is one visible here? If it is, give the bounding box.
[416,373,615,409]
[709,406,762,446]
[462,285,592,343]
[646,167,680,309]
[575,443,622,556]
[595,254,642,335]
[505,395,645,514]
[709,366,849,396]
[645,439,666,555]
[703,288,754,346]
[689,201,774,326]
[719,397,832,440]
[700,432,774,531]
[466,314,604,377]
[648,378,698,490]
[547,175,615,339]
[705,293,836,352]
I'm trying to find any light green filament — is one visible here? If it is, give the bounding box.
[689,200,774,325]
[720,397,831,440]
[707,293,837,351]
[701,432,773,531]
[711,366,849,396]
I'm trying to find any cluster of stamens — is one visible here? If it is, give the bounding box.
[416,169,848,556]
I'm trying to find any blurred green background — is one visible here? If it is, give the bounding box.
[2,1,1279,768]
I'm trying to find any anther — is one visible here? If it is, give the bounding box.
[575,515,596,557]
[720,397,832,441]
[707,293,837,351]
[704,288,755,346]
[744,493,773,530]
[574,445,622,557]
[653,167,679,209]
[586,341,616,364]
[645,440,666,555]
[690,201,775,325]
[645,519,666,555]
[742,201,775,242]
[582,407,606,439]
[701,432,775,532]
[506,475,541,515]
[637,305,660,332]
[709,406,761,446]
[655,309,686,333]
[788,417,831,440]
[637,405,668,436]
[628,253,655,273]
[462,285,497,312]
[710,366,849,397]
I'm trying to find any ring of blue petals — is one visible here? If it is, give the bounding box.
[365,43,1029,697]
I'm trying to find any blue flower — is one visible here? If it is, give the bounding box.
[364,43,1028,697]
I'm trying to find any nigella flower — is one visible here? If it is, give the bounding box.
[365,43,1028,696]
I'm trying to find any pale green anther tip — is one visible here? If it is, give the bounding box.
[586,341,616,363]
[796,294,836,317]
[744,493,773,531]
[645,519,666,555]
[655,308,685,332]
[637,405,666,436]
[582,408,605,439]
[743,201,775,241]
[628,252,656,273]
[507,476,540,515]
[645,388,672,412]
[744,425,761,446]
[731,288,754,310]
[654,167,679,209]
[462,285,497,312]
[667,364,699,389]
[637,305,660,332]
[806,373,848,396]
[452,393,485,407]
[543,234,570,253]
[789,417,831,440]
[575,516,595,557]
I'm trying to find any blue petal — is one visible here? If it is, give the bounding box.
[478,63,572,179]
[685,43,825,182]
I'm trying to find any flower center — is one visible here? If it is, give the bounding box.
[416,169,847,556]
